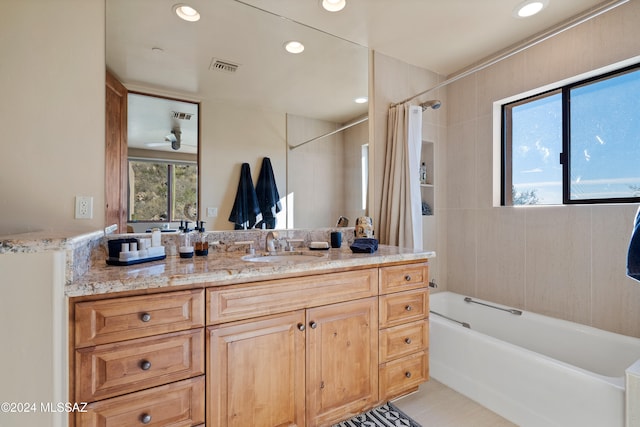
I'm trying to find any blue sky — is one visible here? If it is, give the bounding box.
[511,67,640,204]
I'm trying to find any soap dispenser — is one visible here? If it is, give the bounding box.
[195,221,208,256]
[179,221,194,258]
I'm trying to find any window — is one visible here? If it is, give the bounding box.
[503,63,640,205]
[128,159,197,222]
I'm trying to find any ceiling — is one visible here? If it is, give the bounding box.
[238,0,610,76]
[108,0,615,147]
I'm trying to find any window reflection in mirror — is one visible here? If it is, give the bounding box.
[127,93,199,226]
[128,160,197,222]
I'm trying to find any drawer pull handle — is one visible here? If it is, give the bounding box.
[140,360,152,371]
[404,275,412,281]
[297,323,306,331]
[405,371,412,378]
[140,413,152,424]
[140,313,152,322]
[405,337,412,345]
[310,321,318,329]
[405,305,412,312]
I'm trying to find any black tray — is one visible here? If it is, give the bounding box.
[106,255,166,266]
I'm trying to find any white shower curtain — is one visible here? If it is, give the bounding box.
[379,104,423,249]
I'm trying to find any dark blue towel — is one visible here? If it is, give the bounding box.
[350,238,379,254]
[627,207,640,281]
[255,157,281,229]
[228,163,261,230]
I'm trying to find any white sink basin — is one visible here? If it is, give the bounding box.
[241,251,326,263]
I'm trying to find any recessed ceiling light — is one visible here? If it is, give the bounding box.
[354,97,368,104]
[174,4,200,22]
[284,41,305,54]
[321,0,346,12]
[513,0,548,18]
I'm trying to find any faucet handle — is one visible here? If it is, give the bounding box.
[285,239,304,251]
[234,240,255,254]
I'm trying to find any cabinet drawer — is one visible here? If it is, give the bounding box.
[379,351,428,401]
[379,289,429,328]
[379,263,428,294]
[76,376,204,427]
[207,269,377,324]
[75,289,204,347]
[379,320,428,363]
[76,329,204,402]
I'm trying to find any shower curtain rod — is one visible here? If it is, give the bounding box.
[288,116,369,150]
[389,0,630,108]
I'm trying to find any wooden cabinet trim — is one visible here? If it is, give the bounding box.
[75,289,204,348]
[306,297,378,427]
[207,311,306,427]
[207,268,378,325]
[379,289,429,329]
[379,262,428,294]
[379,319,429,363]
[379,351,429,401]
[76,376,204,427]
[75,329,204,402]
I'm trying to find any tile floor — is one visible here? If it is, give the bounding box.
[393,379,518,427]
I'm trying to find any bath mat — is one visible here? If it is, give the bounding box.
[332,402,422,427]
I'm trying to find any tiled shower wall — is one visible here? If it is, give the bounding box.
[443,0,640,337]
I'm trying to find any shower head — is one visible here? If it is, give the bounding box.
[421,99,442,111]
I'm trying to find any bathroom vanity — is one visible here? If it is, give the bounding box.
[64,239,431,427]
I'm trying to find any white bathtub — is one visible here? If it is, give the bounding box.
[429,291,640,427]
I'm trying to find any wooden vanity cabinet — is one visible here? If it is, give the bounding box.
[70,261,428,427]
[378,263,429,401]
[206,269,380,427]
[71,289,205,427]
[208,310,306,427]
[305,298,378,426]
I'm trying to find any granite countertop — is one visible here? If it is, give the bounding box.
[66,246,435,298]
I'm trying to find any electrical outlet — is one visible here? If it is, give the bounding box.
[207,207,218,217]
[75,196,93,219]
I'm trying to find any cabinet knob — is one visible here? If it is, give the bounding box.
[140,413,152,424]
[297,323,306,331]
[309,321,317,329]
[404,275,412,281]
[405,371,412,378]
[140,360,151,371]
[405,305,412,311]
[140,312,152,322]
[404,337,412,345]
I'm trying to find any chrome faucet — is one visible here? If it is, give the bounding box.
[265,231,279,252]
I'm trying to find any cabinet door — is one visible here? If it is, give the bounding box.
[207,311,306,427]
[306,297,378,427]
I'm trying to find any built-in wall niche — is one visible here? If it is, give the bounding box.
[420,141,435,215]
[421,140,436,252]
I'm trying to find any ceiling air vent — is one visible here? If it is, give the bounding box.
[172,111,193,120]
[209,58,240,73]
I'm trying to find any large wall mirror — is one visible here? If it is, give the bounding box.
[106,0,369,231]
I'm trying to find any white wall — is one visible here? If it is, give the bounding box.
[200,101,287,230]
[0,0,105,235]
[286,115,368,229]
[343,119,369,224]
[287,115,345,229]
[370,52,447,281]
[0,251,68,427]
[444,0,640,337]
